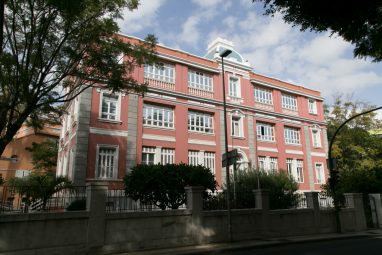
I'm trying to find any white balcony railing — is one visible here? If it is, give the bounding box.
[144,77,175,91]
[188,87,214,99]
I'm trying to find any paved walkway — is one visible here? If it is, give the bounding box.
[116,229,382,255]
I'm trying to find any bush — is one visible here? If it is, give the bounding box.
[66,199,86,211]
[230,169,298,209]
[124,163,216,210]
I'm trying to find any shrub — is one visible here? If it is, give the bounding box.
[124,163,216,210]
[230,169,298,209]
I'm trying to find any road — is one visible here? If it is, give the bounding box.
[204,236,382,255]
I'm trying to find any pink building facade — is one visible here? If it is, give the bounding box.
[58,35,328,192]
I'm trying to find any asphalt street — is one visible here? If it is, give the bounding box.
[205,236,382,255]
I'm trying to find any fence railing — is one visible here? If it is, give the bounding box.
[106,189,186,213]
[203,191,257,211]
[0,186,86,214]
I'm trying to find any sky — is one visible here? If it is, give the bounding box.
[117,0,382,108]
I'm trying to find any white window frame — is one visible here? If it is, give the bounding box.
[99,91,121,121]
[286,158,304,183]
[142,147,156,165]
[257,122,275,142]
[188,111,214,134]
[188,150,216,174]
[282,93,298,111]
[311,126,322,148]
[296,159,304,183]
[258,156,278,173]
[254,87,273,105]
[161,148,175,165]
[96,145,118,179]
[228,75,241,98]
[315,163,325,184]
[231,114,244,138]
[284,126,301,145]
[144,63,175,83]
[308,98,317,114]
[142,147,175,165]
[143,104,174,129]
[188,70,213,91]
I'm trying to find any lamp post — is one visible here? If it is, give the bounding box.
[220,48,232,241]
[328,105,382,233]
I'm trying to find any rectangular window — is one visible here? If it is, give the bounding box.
[142,147,175,165]
[229,76,240,98]
[143,104,174,128]
[188,111,214,134]
[101,92,119,120]
[315,163,325,184]
[286,158,293,177]
[284,126,301,145]
[96,146,118,179]
[161,148,175,164]
[258,156,278,173]
[286,158,304,183]
[254,87,273,105]
[297,160,304,183]
[142,147,155,165]
[312,127,322,148]
[188,151,215,173]
[144,63,175,83]
[282,93,298,111]
[188,70,213,91]
[257,122,275,142]
[231,116,243,137]
[308,99,317,114]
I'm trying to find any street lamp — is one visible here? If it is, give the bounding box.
[328,105,382,233]
[220,48,232,241]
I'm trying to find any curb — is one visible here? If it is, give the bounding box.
[121,230,382,255]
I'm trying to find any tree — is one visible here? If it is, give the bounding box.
[254,1,382,61]
[0,0,157,157]
[7,171,72,210]
[26,139,58,172]
[124,164,217,210]
[325,95,382,173]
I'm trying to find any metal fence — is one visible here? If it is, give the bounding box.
[106,189,186,212]
[318,193,334,209]
[0,185,86,214]
[203,191,257,211]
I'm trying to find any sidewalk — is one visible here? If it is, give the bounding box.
[116,229,382,255]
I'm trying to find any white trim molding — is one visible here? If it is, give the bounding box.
[311,152,327,157]
[89,127,128,137]
[257,146,278,152]
[188,139,216,146]
[142,134,176,142]
[285,149,304,155]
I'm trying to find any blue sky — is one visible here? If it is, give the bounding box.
[117,0,382,108]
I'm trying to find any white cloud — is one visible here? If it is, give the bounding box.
[118,0,167,34]
[178,16,201,47]
[192,0,224,8]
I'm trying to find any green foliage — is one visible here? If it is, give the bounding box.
[66,199,86,211]
[7,172,72,210]
[124,164,216,210]
[255,1,382,61]
[230,169,298,209]
[326,95,382,173]
[25,139,58,171]
[0,0,157,157]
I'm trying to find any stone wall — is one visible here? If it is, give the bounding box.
[0,185,368,255]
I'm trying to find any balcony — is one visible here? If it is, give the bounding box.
[188,87,214,99]
[228,95,243,105]
[144,77,175,91]
[255,102,274,112]
[282,108,299,116]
